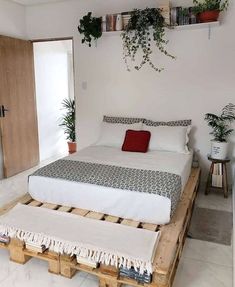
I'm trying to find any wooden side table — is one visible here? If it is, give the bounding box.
[205,156,230,198]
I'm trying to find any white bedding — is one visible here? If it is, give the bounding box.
[28,146,193,225]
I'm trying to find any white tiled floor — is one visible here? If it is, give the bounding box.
[0,163,233,287]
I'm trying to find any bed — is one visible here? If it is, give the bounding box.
[28,145,193,225]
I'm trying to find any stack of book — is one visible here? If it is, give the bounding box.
[76,255,99,268]
[159,4,171,25]
[212,163,223,188]
[105,14,116,32]
[25,242,47,253]
[170,7,197,26]
[119,266,152,284]
[0,234,10,245]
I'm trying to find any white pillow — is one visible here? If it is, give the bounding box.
[143,124,191,153]
[96,122,143,148]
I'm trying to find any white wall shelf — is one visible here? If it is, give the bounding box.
[102,21,220,39]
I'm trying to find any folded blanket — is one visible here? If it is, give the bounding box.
[0,204,160,274]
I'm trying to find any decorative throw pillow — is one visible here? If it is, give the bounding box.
[143,124,191,153]
[96,122,142,148]
[144,119,192,127]
[103,115,145,125]
[122,130,151,153]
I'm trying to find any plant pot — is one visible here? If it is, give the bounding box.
[197,10,220,23]
[68,142,77,154]
[211,141,228,160]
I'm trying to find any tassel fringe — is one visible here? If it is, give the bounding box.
[0,224,152,275]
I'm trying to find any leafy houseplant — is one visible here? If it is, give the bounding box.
[59,98,76,154]
[205,103,235,159]
[193,0,229,22]
[121,8,175,72]
[78,12,102,47]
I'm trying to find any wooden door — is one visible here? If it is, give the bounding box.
[0,36,39,177]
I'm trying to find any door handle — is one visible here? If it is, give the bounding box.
[0,105,9,118]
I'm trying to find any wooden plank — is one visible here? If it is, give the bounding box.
[41,203,59,210]
[58,206,72,213]
[0,169,200,287]
[104,215,120,223]
[28,200,42,207]
[0,242,8,250]
[153,168,200,282]
[85,211,105,220]
[0,36,39,178]
[71,208,89,216]
[141,223,158,232]
[121,219,140,228]
[0,193,32,215]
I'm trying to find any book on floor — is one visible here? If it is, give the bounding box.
[0,234,10,244]
[25,242,47,253]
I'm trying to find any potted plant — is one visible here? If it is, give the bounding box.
[205,103,235,160]
[78,12,102,47]
[121,8,175,72]
[59,98,76,154]
[193,0,229,23]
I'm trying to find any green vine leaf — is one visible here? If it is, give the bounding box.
[121,8,175,72]
[78,12,102,47]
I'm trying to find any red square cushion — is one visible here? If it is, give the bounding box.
[122,130,151,153]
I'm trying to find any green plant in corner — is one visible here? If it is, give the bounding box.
[59,98,76,142]
[193,0,229,14]
[121,8,175,72]
[205,103,235,142]
[78,12,102,47]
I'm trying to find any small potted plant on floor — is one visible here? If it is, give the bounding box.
[59,98,76,154]
[205,103,235,160]
[193,0,229,23]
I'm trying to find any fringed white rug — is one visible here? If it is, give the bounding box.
[0,203,160,274]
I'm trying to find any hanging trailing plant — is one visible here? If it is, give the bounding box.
[122,8,175,72]
[78,12,102,47]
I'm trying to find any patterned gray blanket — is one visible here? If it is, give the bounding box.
[30,160,182,215]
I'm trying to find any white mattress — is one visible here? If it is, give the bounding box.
[28,146,193,225]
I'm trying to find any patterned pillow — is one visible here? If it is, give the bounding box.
[143,119,192,127]
[103,115,145,124]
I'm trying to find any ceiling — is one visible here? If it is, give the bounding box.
[8,0,69,5]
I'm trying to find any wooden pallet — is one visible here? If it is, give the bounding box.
[0,167,200,287]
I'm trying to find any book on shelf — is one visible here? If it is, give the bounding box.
[212,163,223,188]
[170,6,197,26]
[159,5,170,25]
[106,14,116,32]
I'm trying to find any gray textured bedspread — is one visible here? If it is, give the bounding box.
[30,159,182,214]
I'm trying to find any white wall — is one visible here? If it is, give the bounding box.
[26,0,235,182]
[33,40,73,161]
[0,0,26,38]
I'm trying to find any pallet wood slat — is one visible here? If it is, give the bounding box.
[0,168,200,287]
[0,194,32,216]
[28,200,42,207]
[105,215,120,223]
[71,208,89,216]
[141,223,159,232]
[58,206,72,213]
[121,219,140,228]
[41,203,59,210]
[85,211,105,220]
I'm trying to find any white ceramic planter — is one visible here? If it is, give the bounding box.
[211,141,229,160]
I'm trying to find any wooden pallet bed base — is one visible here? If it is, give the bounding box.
[0,167,200,287]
